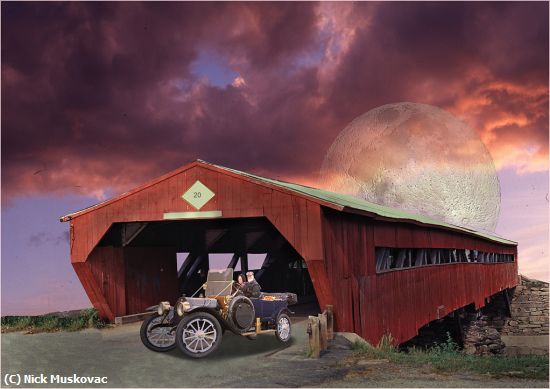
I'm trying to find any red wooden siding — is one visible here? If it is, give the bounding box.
[70,163,329,319]
[82,246,178,321]
[124,247,178,315]
[70,164,326,264]
[321,209,374,334]
[72,261,114,320]
[88,247,126,318]
[321,208,518,345]
[67,160,518,346]
[360,263,517,345]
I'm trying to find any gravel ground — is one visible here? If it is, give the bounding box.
[1,317,547,388]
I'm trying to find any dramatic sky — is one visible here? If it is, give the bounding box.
[2,2,548,315]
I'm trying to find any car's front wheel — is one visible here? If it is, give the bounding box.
[275,313,292,343]
[140,315,176,352]
[175,312,222,358]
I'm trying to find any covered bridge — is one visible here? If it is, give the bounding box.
[60,160,518,345]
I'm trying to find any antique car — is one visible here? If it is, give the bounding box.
[140,268,297,358]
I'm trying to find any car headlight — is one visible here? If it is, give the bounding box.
[176,301,191,316]
[157,301,171,316]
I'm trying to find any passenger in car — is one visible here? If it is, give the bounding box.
[242,271,261,298]
[236,274,246,290]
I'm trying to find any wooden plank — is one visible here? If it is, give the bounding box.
[124,247,178,314]
[326,305,334,340]
[308,315,321,358]
[373,222,396,246]
[87,246,126,317]
[72,261,114,321]
[306,260,334,317]
[350,276,363,334]
[319,312,328,351]
[305,201,324,261]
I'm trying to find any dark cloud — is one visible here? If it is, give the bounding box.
[323,2,548,172]
[28,231,69,247]
[1,2,548,203]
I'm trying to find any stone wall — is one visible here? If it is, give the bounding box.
[502,275,549,336]
[461,294,508,355]
[403,275,549,355]
[461,275,548,355]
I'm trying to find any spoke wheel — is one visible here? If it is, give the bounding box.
[275,313,292,343]
[176,312,222,358]
[140,315,176,352]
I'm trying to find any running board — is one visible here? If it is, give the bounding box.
[240,329,276,336]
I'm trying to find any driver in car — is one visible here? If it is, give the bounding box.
[242,271,261,298]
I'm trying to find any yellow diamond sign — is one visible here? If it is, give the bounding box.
[182,180,215,210]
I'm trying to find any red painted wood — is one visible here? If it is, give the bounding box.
[88,246,126,317]
[67,160,518,336]
[124,247,178,314]
[306,259,334,315]
[321,207,517,345]
[72,261,115,321]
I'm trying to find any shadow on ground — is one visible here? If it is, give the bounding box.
[163,330,295,361]
[1,317,547,388]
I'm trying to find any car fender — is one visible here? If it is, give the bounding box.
[278,307,294,317]
[183,307,223,323]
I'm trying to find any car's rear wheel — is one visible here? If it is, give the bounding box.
[175,312,222,358]
[275,313,291,343]
[140,315,176,352]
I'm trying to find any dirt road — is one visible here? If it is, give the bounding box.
[1,318,546,387]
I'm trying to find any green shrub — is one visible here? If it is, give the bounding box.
[1,309,107,333]
[352,332,548,380]
[81,308,107,329]
[35,315,60,330]
[1,316,32,331]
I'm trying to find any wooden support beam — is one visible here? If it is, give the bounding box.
[244,231,265,250]
[241,253,249,273]
[326,305,334,341]
[227,253,240,270]
[200,252,209,280]
[307,315,321,358]
[253,253,271,281]
[121,222,148,247]
[179,254,205,293]
[205,229,228,250]
[319,312,328,351]
[177,252,197,280]
[186,255,205,279]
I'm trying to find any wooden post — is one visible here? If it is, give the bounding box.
[307,315,320,358]
[319,312,328,351]
[326,305,334,341]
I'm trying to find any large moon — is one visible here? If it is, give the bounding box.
[320,102,500,232]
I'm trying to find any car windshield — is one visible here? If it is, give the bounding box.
[205,268,234,296]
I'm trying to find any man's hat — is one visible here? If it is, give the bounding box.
[246,271,254,276]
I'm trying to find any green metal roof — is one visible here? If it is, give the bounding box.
[205,160,517,246]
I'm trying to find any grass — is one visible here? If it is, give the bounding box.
[1,309,107,333]
[351,333,549,380]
